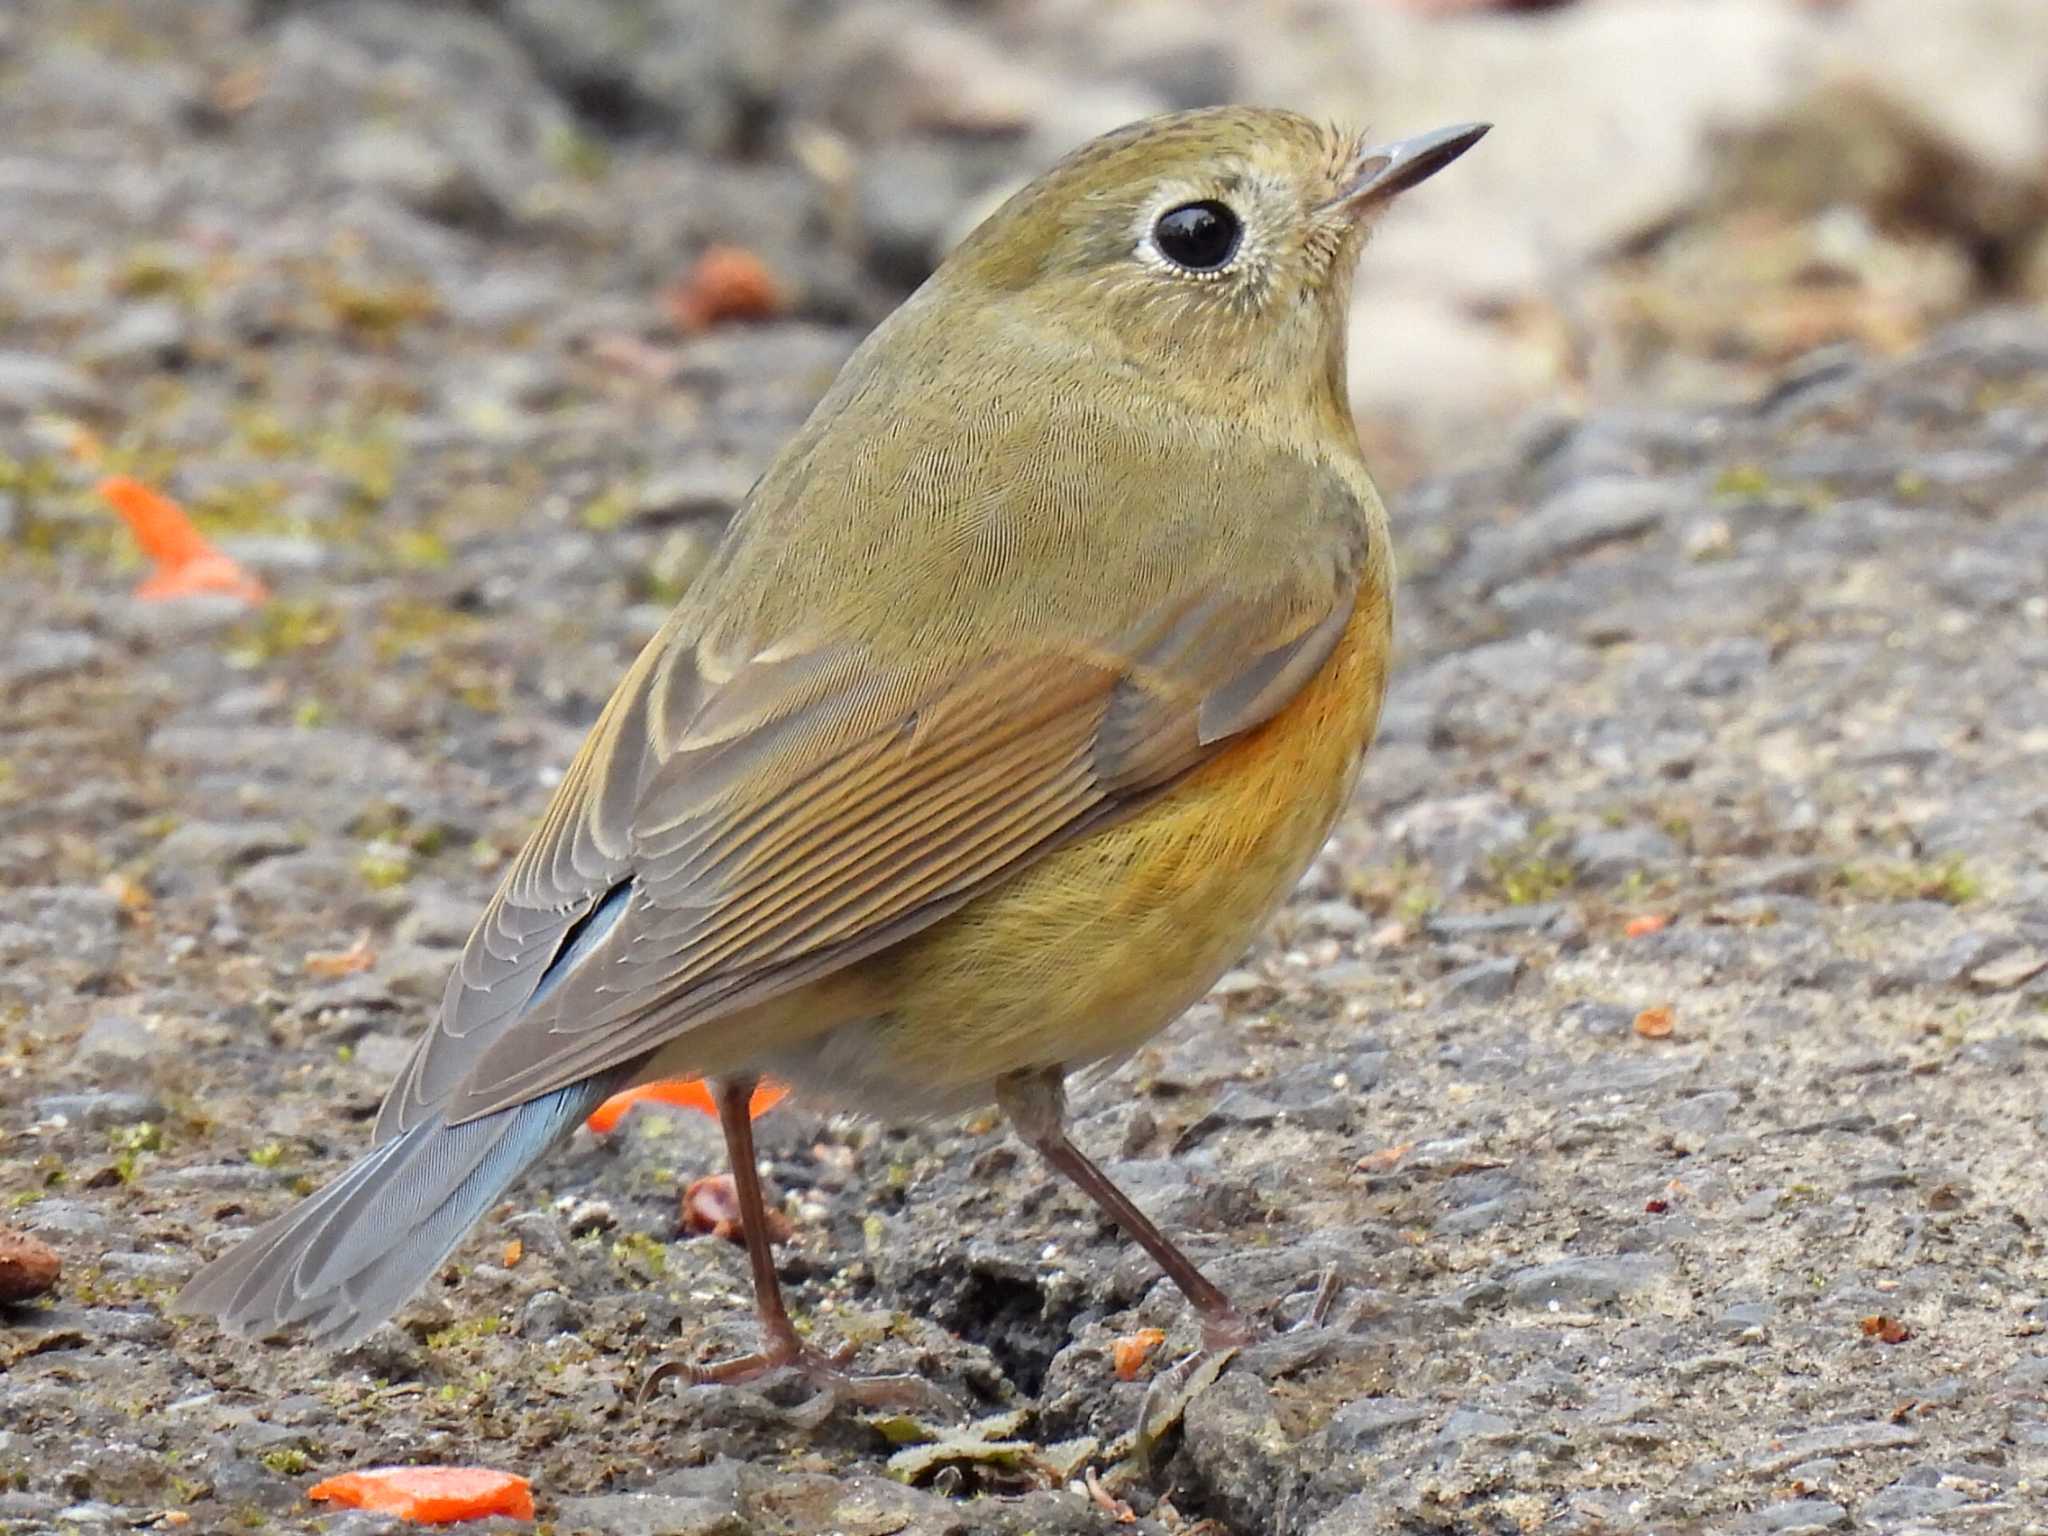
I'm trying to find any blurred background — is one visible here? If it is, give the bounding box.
[2,0,2045,501]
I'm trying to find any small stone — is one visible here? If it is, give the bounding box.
[519,1289,578,1339]
[1968,947,2047,991]
[1561,1001,1637,1037]
[549,1493,739,1536]
[1324,1396,1431,1452]
[1741,1498,1847,1532]
[1569,826,1681,883]
[32,1091,166,1129]
[1508,1255,1669,1309]
[0,351,104,415]
[634,461,757,525]
[68,1011,160,1067]
[76,299,188,368]
[0,629,104,690]
[1440,957,1522,1004]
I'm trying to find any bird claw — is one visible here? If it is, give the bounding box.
[638,1340,941,1412]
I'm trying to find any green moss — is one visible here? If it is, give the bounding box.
[1487,849,1575,906]
[248,1141,287,1169]
[224,599,342,667]
[357,849,413,891]
[425,1315,503,1350]
[1837,857,1980,906]
[318,275,439,345]
[388,528,450,569]
[609,1231,667,1277]
[109,1121,163,1153]
[578,484,635,532]
[259,1447,310,1476]
[190,479,291,538]
[1712,463,1773,498]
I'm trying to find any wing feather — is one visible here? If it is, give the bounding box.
[377,525,1368,1140]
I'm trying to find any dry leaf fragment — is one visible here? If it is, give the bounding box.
[1859,1314,1912,1344]
[501,1238,523,1269]
[1356,1141,1416,1172]
[306,934,376,978]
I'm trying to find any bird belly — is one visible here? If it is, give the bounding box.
[747,582,1391,1117]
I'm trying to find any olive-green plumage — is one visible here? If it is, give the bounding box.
[180,107,1487,1366]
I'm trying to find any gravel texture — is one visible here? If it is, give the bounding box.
[3,4,2047,1535]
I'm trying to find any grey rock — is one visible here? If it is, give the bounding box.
[1741,1498,1847,1532]
[1508,1255,1669,1310]
[152,820,305,877]
[68,1012,160,1067]
[1748,1422,1919,1475]
[520,1289,579,1339]
[0,629,104,690]
[31,1092,165,1129]
[76,300,187,368]
[1385,793,1531,892]
[1569,825,1681,883]
[1462,477,1678,593]
[1560,1001,1638,1037]
[1858,1483,1968,1520]
[0,352,104,415]
[1436,1407,1516,1446]
[23,1199,116,1241]
[635,461,757,526]
[550,1493,741,1536]
[1440,957,1522,1004]
[1178,1372,1293,1535]
[1324,1395,1431,1453]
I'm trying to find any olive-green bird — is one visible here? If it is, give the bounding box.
[178,107,1488,1391]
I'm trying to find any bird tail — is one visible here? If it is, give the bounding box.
[175,1076,615,1349]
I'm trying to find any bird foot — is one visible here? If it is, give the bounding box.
[639,1337,937,1411]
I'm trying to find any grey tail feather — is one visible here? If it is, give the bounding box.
[175,1074,619,1350]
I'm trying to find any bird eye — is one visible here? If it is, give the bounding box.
[1151,200,1241,272]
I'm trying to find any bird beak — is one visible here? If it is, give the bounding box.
[1326,122,1490,215]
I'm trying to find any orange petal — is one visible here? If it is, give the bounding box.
[1111,1327,1167,1381]
[306,1467,534,1523]
[584,1077,787,1134]
[100,475,268,603]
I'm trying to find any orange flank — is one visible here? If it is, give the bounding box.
[306,1467,534,1523]
[584,1077,787,1134]
[98,475,268,604]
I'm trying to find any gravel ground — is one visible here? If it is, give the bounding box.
[3,4,2047,1535]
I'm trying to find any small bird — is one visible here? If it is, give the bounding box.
[178,107,1487,1392]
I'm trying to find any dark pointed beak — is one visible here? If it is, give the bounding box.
[1327,122,1490,215]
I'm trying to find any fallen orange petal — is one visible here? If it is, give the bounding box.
[1624,913,1670,939]
[1111,1327,1167,1381]
[306,1467,534,1523]
[584,1077,787,1134]
[100,476,268,604]
[663,245,785,332]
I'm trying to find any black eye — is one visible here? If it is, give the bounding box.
[1151,200,1241,272]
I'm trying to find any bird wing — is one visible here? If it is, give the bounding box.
[373,570,1365,1139]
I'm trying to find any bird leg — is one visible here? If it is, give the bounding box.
[640,1076,928,1408]
[997,1066,1252,1351]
